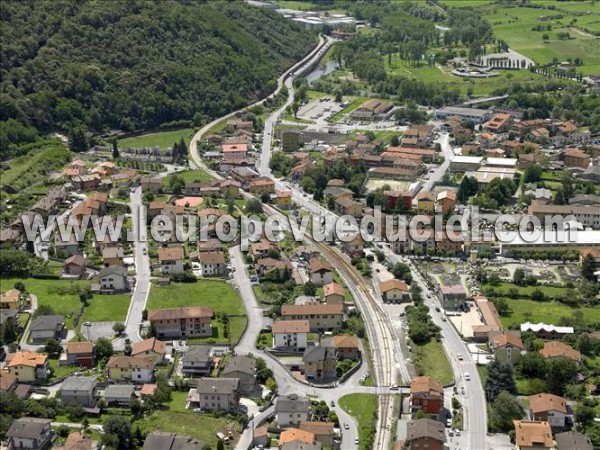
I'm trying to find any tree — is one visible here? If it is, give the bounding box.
[103,416,132,449]
[491,391,524,433]
[45,338,63,357]
[485,359,517,401]
[303,282,316,296]
[390,135,400,146]
[68,126,88,152]
[112,137,120,159]
[113,322,125,336]
[260,191,271,204]
[492,298,511,317]
[408,321,431,345]
[581,254,596,281]
[246,198,263,214]
[95,337,114,361]
[168,174,185,195]
[517,351,547,379]
[513,267,525,285]
[575,404,596,427]
[178,137,188,159]
[546,357,578,396]
[523,165,542,183]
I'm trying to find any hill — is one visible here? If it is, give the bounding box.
[0,0,316,159]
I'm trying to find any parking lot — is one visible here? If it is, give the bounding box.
[297,97,343,122]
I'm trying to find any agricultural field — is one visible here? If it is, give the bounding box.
[162,169,213,187]
[118,128,194,150]
[500,298,600,327]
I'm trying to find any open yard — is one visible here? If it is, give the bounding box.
[118,128,194,150]
[500,298,600,327]
[412,339,454,386]
[483,282,569,298]
[79,294,131,325]
[148,280,247,344]
[2,278,91,329]
[339,394,377,450]
[163,169,213,187]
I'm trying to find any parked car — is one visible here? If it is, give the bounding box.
[464,372,471,381]
[344,423,349,430]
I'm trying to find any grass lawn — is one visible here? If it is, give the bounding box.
[18,313,30,329]
[163,169,213,187]
[79,294,131,325]
[328,96,368,123]
[48,358,79,380]
[412,340,454,385]
[136,409,242,448]
[148,281,247,344]
[339,394,378,450]
[483,282,568,298]
[2,278,91,329]
[118,128,194,150]
[500,298,600,327]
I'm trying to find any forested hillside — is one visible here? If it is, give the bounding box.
[0,0,316,159]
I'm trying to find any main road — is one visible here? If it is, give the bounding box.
[382,249,488,450]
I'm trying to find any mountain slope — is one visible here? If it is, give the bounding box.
[0,0,316,157]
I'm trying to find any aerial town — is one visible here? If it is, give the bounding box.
[0,1,599,450]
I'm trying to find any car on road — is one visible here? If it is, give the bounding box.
[354,438,359,445]
[344,423,349,430]
[330,400,335,407]
[464,372,471,381]
[435,306,440,312]
[454,429,461,436]
[441,316,447,321]
[446,418,452,428]
[457,354,464,361]
[390,384,399,390]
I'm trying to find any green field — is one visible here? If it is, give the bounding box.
[162,169,213,187]
[339,394,378,450]
[118,128,194,150]
[136,391,242,448]
[2,278,90,329]
[438,0,494,7]
[147,280,247,344]
[79,294,131,325]
[412,339,454,386]
[484,5,600,74]
[500,298,600,327]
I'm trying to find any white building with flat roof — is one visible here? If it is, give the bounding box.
[486,157,517,168]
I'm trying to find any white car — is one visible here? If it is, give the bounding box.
[344,423,349,430]
[464,372,471,381]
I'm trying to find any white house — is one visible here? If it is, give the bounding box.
[158,246,185,274]
[198,251,226,277]
[275,394,311,427]
[98,265,130,292]
[308,258,334,286]
[272,320,309,351]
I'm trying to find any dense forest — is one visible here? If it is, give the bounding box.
[0,0,316,159]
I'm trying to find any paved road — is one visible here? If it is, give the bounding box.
[383,249,488,450]
[120,187,151,346]
[421,132,454,193]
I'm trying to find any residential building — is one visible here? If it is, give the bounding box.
[308,258,334,286]
[415,191,435,213]
[526,204,600,229]
[520,322,574,340]
[334,197,363,217]
[29,315,65,344]
[198,251,226,277]
[54,233,80,258]
[63,341,95,368]
[272,320,309,351]
[379,279,411,303]
[60,376,98,407]
[0,372,17,393]
[181,346,213,377]
[132,338,167,364]
[275,394,311,427]
[6,418,53,450]
[563,147,590,169]
[323,282,344,304]
[402,418,446,450]
[331,335,359,361]
[489,330,523,365]
[101,245,124,267]
[221,356,255,395]
[449,156,483,173]
[299,422,334,449]
[148,306,213,339]
[191,377,240,412]
[249,177,275,195]
[106,356,156,383]
[513,420,554,450]
[436,190,457,214]
[554,431,593,450]
[0,309,18,340]
[340,235,364,256]
[540,341,582,363]
[528,393,568,427]
[440,285,467,311]
[435,106,491,123]
[158,246,185,274]
[104,384,135,406]
[483,113,513,133]
[142,432,206,450]
[63,254,86,277]
[303,345,336,381]
[98,265,130,292]
[279,428,317,448]
[410,376,444,416]
[281,441,321,450]
[0,289,20,309]
[281,303,344,332]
